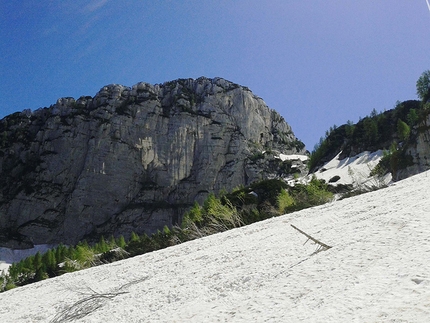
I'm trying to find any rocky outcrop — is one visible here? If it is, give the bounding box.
[0,77,306,248]
[397,113,430,180]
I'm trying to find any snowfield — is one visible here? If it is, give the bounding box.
[313,150,392,187]
[1,170,430,322]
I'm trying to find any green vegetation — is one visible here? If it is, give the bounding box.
[416,70,430,102]
[370,142,413,179]
[308,100,424,172]
[177,178,333,239]
[309,70,430,177]
[0,237,129,292]
[397,119,410,141]
[277,189,295,214]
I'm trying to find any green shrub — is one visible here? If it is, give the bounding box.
[70,244,96,269]
[397,119,410,141]
[306,177,333,205]
[182,202,203,228]
[4,282,16,291]
[203,194,237,223]
[277,189,295,214]
[289,177,333,209]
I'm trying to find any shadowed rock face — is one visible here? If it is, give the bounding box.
[0,77,306,248]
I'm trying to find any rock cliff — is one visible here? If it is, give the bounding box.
[398,113,430,180]
[0,77,306,248]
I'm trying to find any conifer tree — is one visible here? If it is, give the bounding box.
[130,231,140,242]
[22,255,33,269]
[116,235,126,248]
[416,70,430,102]
[33,252,42,273]
[109,235,116,249]
[96,236,108,253]
[33,252,48,281]
[42,249,56,276]
[55,243,67,264]
[407,109,419,126]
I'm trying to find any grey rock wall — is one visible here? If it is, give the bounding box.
[397,114,430,180]
[0,77,306,248]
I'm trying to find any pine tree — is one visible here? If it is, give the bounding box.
[406,109,418,126]
[33,252,42,273]
[363,117,378,145]
[34,265,47,281]
[55,243,67,264]
[130,231,140,242]
[96,236,108,253]
[416,70,430,102]
[33,252,47,281]
[42,249,57,276]
[8,263,18,282]
[116,235,126,249]
[109,235,116,249]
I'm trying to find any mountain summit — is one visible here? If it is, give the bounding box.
[0,77,306,248]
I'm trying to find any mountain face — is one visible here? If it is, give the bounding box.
[0,77,306,248]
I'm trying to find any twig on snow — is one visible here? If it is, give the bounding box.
[290,224,332,254]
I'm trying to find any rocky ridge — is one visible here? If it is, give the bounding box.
[0,77,306,248]
[310,100,430,181]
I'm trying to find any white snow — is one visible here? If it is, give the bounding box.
[1,170,430,322]
[313,150,392,187]
[277,153,309,162]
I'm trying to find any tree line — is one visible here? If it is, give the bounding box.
[309,70,430,173]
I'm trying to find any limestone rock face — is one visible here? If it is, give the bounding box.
[0,77,306,248]
[397,114,430,180]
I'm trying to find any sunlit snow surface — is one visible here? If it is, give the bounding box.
[277,153,309,162]
[1,169,430,322]
[313,150,392,187]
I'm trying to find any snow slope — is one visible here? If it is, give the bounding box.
[1,171,430,322]
[312,150,392,187]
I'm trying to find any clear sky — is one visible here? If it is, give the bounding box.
[1,1,429,150]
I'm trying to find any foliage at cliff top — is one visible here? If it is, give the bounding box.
[309,70,430,173]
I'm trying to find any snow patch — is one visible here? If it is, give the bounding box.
[277,154,308,162]
[313,150,392,187]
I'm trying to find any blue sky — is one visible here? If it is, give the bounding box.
[1,1,429,149]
